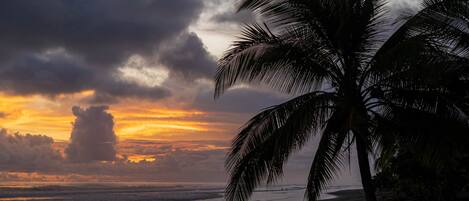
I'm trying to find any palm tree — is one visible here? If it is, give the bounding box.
[214,0,469,201]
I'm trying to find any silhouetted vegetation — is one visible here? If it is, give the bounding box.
[375,147,469,201]
[215,0,469,201]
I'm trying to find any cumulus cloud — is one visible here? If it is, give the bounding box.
[65,106,117,162]
[0,128,228,182]
[0,129,63,172]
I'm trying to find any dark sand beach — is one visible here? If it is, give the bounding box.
[322,190,395,201]
[322,190,365,201]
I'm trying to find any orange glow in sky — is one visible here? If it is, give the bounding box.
[0,91,234,142]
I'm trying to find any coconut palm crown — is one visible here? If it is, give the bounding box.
[214,0,469,201]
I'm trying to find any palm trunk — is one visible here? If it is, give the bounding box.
[356,134,377,201]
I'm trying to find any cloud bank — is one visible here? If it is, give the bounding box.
[0,129,62,173]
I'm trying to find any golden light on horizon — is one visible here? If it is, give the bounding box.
[126,154,157,163]
[0,92,233,142]
[0,93,74,140]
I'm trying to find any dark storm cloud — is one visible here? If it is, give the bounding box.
[0,52,93,95]
[158,33,217,80]
[0,0,203,66]
[65,106,117,162]
[0,50,171,101]
[0,0,214,101]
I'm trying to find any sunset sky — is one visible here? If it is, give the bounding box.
[0,0,420,184]
[0,0,294,183]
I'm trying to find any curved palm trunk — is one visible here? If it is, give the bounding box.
[356,134,377,201]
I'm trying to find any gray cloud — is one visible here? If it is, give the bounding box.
[0,129,360,184]
[211,10,255,24]
[0,128,227,182]
[193,87,288,114]
[132,145,174,156]
[0,0,203,66]
[65,106,117,162]
[0,129,63,172]
[0,0,215,102]
[149,149,226,181]
[0,50,172,102]
[0,51,93,95]
[159,33,217,80]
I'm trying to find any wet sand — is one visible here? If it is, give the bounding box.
[322,190,394,201]
[321,190,365,201]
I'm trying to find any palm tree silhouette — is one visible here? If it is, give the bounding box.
[214,0,469,201]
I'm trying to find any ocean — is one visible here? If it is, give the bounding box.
[0,182,361,201]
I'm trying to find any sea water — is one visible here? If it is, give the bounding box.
[0,182,361,201]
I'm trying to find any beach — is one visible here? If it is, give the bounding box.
[322,190,364,201]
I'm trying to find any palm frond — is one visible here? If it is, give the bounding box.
[403,0,469,54]
[357,0,390,65]
[215,23,338,97]
[305,111,350,200]
[225,92,335,201]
